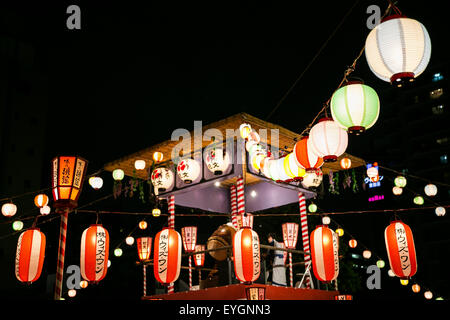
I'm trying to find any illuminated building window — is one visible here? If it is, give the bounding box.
[432,105,444,115]
[430,88,443,99]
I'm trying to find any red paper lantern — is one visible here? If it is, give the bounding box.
[310,226,339,282]
[137,237,152,261]
[51,156,88,210]
[293,137,324,171]
[153,228,182,284]
[349,239,358,248]
[34,194,49,208]
[80,224,109,283]
[15,228,46,283]
[282,223,299,249]
[194,245,205,267]
[181,226,198,252]
[246,286,266,300]
[233,227,260,283]
[385,220,417,279]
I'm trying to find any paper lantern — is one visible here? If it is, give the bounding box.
[34,194,49,208]
[153,152,164,163]
[331,82,380,134]
[335,228,344,237]
[301,169,323,188]
[2,202,17,217]
[388,269,395,277]
[365,15,431,87]
[261,157,273,179]
[152,208,161,217]
[400,279,409,286]
[88,177,103,190]
[268,159,281,181]
[385,221,417,279]
[349,239,358,248]
[134,160,146,170]
[239,123,252,140]
[412,284,421,293]
[139,220,148,230]
[40,205,51,215]
[112,169,125,181]
[308,203,318,213]
[137,237,152,261]
[363,250,372,259]
[125,236,134,246]
[282,223,299,249]
[204,142,231,175]
[283,153,306,179]
[249,149,266,173]
[377,259,385,269]
[80,224,109,283]
[51,156,88,210]
[424,291,433,300]
[114,248,123,257]
[15,228,46,283]
[177,158,201,184]
[233,227,260,283]
[293,137,324,170]
[12,221,24,231]
[394,176,407,188]
[435,206,446,217]
[322,216,331,225]
[181,226,198,252]
[246,287,266,300]
[237,213,254,229]
[248,130,261,144]
[80,280,88,289]
[392,186,403,196]
[414,196,424,205]
[68,289,77,298]
[274,157,291,181]
[153,228,182,284]
[340,157,352,169]
[308,118,348,162]
[194,245,206,267]
[424,184,437,197]
[151,167,174,193]
[310,226,339,282]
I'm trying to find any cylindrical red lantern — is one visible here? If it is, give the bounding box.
[194,245,205,267]
[310,226,339,282]
[153,228,182,284]
[385,220,417,279]
[293,137,324,171]
[15,228,46,283]
[181,226,198,252]
[51,156,88,210]
[137,237,152,261]
[233,227,260,283]
[80,224,109,283]
[282,223,299,249]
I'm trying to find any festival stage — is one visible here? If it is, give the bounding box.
[143,284,339,300]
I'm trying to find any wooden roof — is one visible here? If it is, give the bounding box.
[103,112,365,180]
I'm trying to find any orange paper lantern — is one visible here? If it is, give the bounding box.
[310,226,339,282]
[293,137,324,171]
[194,245,206,267]
[34,194,49,208]
[137,237,152,261]
[233,227,260,283]
[349,239,358,248]
[15,228,46,283]
[385,220,417,279]
[340,157,352,169]
[153,228,182,284]
[80,224,109,283]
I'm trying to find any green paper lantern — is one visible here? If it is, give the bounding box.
[12,220,24,231]
[114,248,123,257]
[308,203,318,213]
[112,169,125,181]
[376,259,385,269]
[394,176,407,188]
[331,82,380,134]
[414,196,424,205]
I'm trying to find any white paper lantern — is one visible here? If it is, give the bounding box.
[308,118,348,162]
[435,207,446,217]
[126,236,135,246]
[424,291,433,300]
[322,216,331,225]
[363,250,372,259]
[134,160,146,170]
[40,205,51,215]
[275,157,291,181]
[365,15,431,86]
[151,168,175,193]
[2,203,17,217]
[177,158,201,184]
[261,157,272,179]
[392,186,403,196]
[89,177,103,190]
[424,184,437,197]
[301,169,323,188]
[204,142,231,175]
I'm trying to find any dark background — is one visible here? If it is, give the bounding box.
[0,0,449,301]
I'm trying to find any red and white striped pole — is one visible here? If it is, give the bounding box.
[167,195,175,294]
[54,209,69,300]
[230,185,238,229]
[298,192,311,289]
[143,265,147,296]
[289,252,293,287]
[189,256,192,290]
[236,177,245,228]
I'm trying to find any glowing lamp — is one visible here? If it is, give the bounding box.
[412,284,421,293]
[349,239,358,248]
[392,186,403,196]
[435,206,446,217]
[283,153,306,179]
[308,203,318,213]
[89,177,103,190]
[40,205,51,215]
[134,160,146,170]
[125,236,134,246]
[366,167,379,180]
[363,250,372,259]
[246,287,266,300]
[377,259,385,269]
[414,196,424,205]
[239,123,252,140]
[152,208,161,217]
[388,269,395,277]
[153,228,182,284]
[2,202,17,217]
[177,158,201,184]
[322,216,331,225]
[301,169,323,188]
[137,237,152,261]
[385,221,417,279]
[51,156,88,210]
[139,220,148,230]
[236,213,254,229]
[153,152,164,163]
[15,228,46,283]
[365,15,431,87]
[400,279,409,286]
[335,228,344,237]
[80,280,88,288]
[293,137,324,170]
[204,141,231,175]
[114,248,123,257]
[12,221,24,231]
[310,226,339,282]
[112,169,125,181]
[151,167,174,193]
[233,227,260,283]
[80,224,109,283]
[340,157,352,169]
[331,82,380,134]
[394,176,407,188]
[308,118,348,162]
[424,291,433,300]
[282,223,299,249]
[194,245,206,267]
[34,194,49,208]
[68,289,77,298]
[181,226,198,252]
[424,184,437,197]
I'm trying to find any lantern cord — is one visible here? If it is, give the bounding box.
[265,0,362,121]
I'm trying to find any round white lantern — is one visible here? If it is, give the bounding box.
[308,118,348,162]
[322,216,331,225]
[239,123,252,140]
[112,169,125,181]
[424,291,433,300]
[268,159,281,181]
[261,157,272,179]
[365,15,431,87]
[151,167,175,193]
[134,159,146,170]
[126,236,135,246]
[363,250,372,259]
[392,186,403,196]
[388,269,396,277]
[40,205,51,215]
[89,177,103,190]
[177,158,201,184]
[275,157,291,181]
[204,142,231,175]
[301,169,323,188]
[2,203,17,217]
[424,184,437,197]
[435,207,446,217]
[68,289,77,298]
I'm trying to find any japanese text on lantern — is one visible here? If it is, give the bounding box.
[158,234,169,274]
[333,232,339,273]
[52,159,58,188]
[253,234,260,275]
[61,158,72,185]
[96,232,106,274]
[73,159,85,188]
[395,225,410,270]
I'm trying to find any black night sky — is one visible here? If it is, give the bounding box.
[1,0,449,308]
